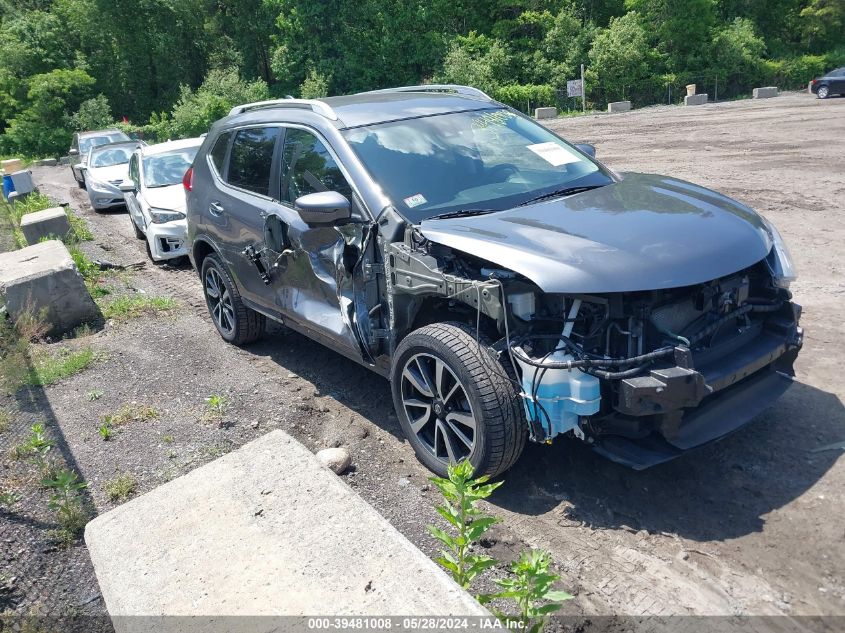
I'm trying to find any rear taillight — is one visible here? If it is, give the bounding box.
[182,166,194,192]
[811,79,817,85]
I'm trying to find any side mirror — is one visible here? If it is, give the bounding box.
[294,191,351,226]
[69,149,79,157]
[119,182,136,193]
[575,143,596,158]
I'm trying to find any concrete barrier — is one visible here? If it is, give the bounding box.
[535,106,557,120]
[0,241,101,335]
[607,100,632,113]
[685,93,708,106]
[20,207,72,244]
[10,170,35,196]
[85,430,487,632]
[753,86,779,99]
[34,158,58,167]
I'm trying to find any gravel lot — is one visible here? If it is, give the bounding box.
[2,90,843,626]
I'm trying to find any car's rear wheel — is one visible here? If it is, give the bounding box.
[391,322,527,478]
[201,253,265,345]
[817,85,830,99]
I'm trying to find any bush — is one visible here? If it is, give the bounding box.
[300,69,330,99]
[68,95,112,132]
[493,84,556,113]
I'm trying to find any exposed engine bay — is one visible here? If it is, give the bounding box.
[383,228,803,468]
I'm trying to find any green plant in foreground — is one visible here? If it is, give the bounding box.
[104,403,159,427]
[427,460,502,589]
[99,296,176,321]
[480,550,573,633]
[13,423,54,468]
[87,389,103,401]
[104,472,136,501]
[41,468,88,537]
[98,421,113,441]
[204,394,227,418]
[0,491,21,507]
[25,345,96,387]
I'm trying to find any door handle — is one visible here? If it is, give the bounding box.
[209,201,225,216]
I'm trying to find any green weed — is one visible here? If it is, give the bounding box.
[25,345,96,387]
[87,389,103,401]
[99,295,176,321]
[204,394,228,418]
[104,403,158,427]
[0,410,9,433]
[41,468,89,538]
[104,472,136,501]
[98,422,113,441]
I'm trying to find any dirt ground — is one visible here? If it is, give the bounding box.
[3,90,843,625]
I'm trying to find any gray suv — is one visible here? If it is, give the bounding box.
[186,85,802,477]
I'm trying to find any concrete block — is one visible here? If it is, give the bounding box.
[607,100,632,113]
[85,431,486,632]
[9,170,34,195]
[1,158,23,173]
[535,106,557,120]
[686,84,697,97]
[684,93,709,106]
[20,207,72,244]
[0,241,100,335]
[753,86,778,99]
[7,191,32,206]
[35,158,58,167]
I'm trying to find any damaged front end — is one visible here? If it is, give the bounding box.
[387,229,803,469]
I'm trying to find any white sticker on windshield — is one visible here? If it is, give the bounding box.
[526,142,580,167]
[404,193,427,208]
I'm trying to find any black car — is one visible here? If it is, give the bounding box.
[184,85,803,477]
[810,67,845,99]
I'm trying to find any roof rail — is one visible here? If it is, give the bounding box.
[361,84,495,102]
[228,99,338,120]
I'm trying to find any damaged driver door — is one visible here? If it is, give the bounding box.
[256,126,371,362]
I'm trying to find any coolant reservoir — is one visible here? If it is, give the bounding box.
[515,350,601,439]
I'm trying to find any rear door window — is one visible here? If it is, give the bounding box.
[227,127,280,197]
[210,132,231,176]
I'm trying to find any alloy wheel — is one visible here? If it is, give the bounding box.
[818,86,829,99]
[400,352,477,465]
[205,267,235,335]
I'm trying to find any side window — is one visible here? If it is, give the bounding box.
[129,154,140,188]
[281,128,353,204]
[227,127,279,196]
[210,132,231,176]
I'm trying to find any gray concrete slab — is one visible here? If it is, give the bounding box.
[20,207,72,244]
[607,100,632,113]
[0,240,101,334]
[753,86,779,99]
[85,430,487,633]
[685,93,709,106]
[535,107,557,119]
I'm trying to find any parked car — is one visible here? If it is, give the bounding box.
[810,67,845,99]
[69,129,131,188]
[81,141,144,211]
[122,138,202,262]
[185,85,803,477]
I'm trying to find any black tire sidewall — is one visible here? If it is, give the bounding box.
[201,254,240,343]
[391,323,525,478]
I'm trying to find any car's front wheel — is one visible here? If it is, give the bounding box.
[817,85,830,99]
[201,253,265,346]
[391,323,527,478]
[131,215,145,240]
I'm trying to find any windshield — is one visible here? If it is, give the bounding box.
[143,147,198,188]
[80,133,129,155]
[90,145,135,168]
[343,108,614,222]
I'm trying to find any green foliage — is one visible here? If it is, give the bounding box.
[99,295,176,321]
[87,389,103,401]
[166,68,269,138]
[68,94,112,131]
[104,472,136,501]
[42,467,89,537]
[5,69,95,156]
[481,550,573,632]
[435,33,512,95]
[427,460,502,589]
[204,394,228,418]
[98,421,113,440]
[25,345,96,387]
[299,69,330,99]
[493,84,557,113]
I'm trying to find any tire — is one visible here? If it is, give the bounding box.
[201,253,266,346]
[817,85,830,99]
[131,215,145,240]
[391,322,527,478]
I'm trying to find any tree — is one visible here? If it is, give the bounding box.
[435,33,513,94]
[800,0,845,54]
[588,11,660,101]
[5,68,95,155]
[299,69,330,99]
[69,94,113,131]
[711,17,766,84]
[625,0,716,71]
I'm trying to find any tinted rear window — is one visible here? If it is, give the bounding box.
[210,132,231,175]
[227,128,279,196]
